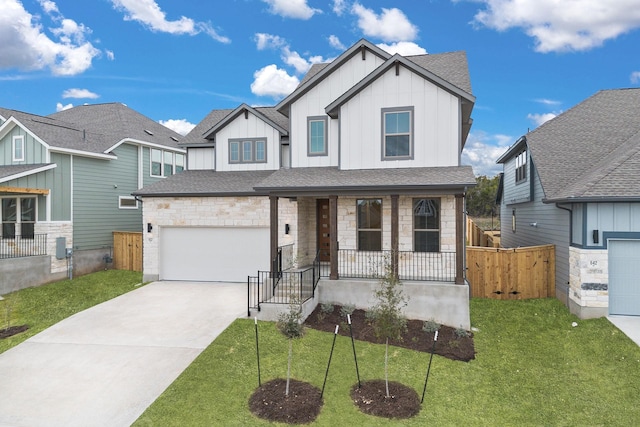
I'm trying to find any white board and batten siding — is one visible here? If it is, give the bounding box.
[290,52,386,169]
[159,226,270,282]
[215,113,281,171]
[188,147,215,170]
[338,70,461,170]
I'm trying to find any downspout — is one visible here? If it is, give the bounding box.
[463,187,468,285]
[555,203,573,306]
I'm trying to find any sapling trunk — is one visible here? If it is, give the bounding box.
[286,339,292,396]
[385,337,390,397]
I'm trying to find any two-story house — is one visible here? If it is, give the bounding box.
[134,39,476,328]
[0,103,185,293]
[496,88,640,319]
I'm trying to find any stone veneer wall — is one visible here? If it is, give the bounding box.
[568,246,609,318]
[39,222,73,274]
[142,196,296,281]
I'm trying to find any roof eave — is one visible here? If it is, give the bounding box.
[496,136,528,164]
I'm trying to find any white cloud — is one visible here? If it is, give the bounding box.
[472,0,640,53]
[159,119,196,135]
[328,35,345,50]
[535,98,561,106]
[527,112,557,127]
[111,0,230,42]
[631,71,640,84]
[332,0,346,16]
[462,131,514,177]
[255,33,286,50]
[282,47,313,74]
[0,0,99,75]
[262,0,321,20]
[62,88,99,99]
[351,3,418,42]
[106,50,115,60]
[56,102,73,111]
[250,64,299,99]
[377,41,427,56]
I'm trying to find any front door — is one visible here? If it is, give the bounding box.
[317,199,330,262]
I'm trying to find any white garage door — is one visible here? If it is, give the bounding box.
[160,227,270,282]
[608,239,640,316]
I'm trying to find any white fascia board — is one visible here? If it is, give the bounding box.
[106,138,187,154]
[0,163,57,184]
[49,147,117,160]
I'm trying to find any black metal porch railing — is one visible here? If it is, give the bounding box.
[247,248,321,316]
[0,234,48,259]
[335,249,456,282]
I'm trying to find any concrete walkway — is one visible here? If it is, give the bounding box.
[607,315,640,347]
[0,281,246,427]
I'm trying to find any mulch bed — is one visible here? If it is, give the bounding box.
[249,378,322,424]
[0,325,29,339]
[305,305,475,362]
[351,379,421,419]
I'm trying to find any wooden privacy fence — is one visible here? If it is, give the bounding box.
[113,231,142,272]
[467,244,555,299]
[466,217,500,248]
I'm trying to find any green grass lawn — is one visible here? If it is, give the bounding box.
[134,298,640,426]
[0,269,143,354]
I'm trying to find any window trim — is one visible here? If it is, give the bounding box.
[413,198,441,252]
[151,149,184,177]
[307,116,328,156]
[515,149,527,184]
[118,196,139,210]
[228,138,268,164]
[1,196,37,239]
[356,198,382,251]
[151,148,163,177]
[381,106,414,161]
[12,135,25,162]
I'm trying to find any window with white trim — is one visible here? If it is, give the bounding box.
[118,196,138,209]
[307,116,327,156]
[413,198,440,252]
[382,107,413,160]
[13,135,25,162]
[357,199,382,251]
[229,138,267,163]
[515,149,527,183]
[1,197,36,239]
[151,149,184,177]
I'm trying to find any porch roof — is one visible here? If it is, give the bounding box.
[0,164,56,184]
[254,166,476,195]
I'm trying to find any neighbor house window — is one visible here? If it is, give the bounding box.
[13,135,25,162]
[382,107,413,160]
[118,196,138,209]
[512,209,516,233]
[1,197,36,239]
[515,149,527,183]
[357,199,382,251]
[413,198,440,252]
[229,138,267,163]
[151,149,183,177]
[307,116,328,156]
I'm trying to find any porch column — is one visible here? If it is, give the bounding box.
[455,193,465,284]
[270,196,278,274]
[391,194,399,277]
[329,195,339,280]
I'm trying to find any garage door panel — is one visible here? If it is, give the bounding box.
[160,227,270,282]
[609,240,640,316]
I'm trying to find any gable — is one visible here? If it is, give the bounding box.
[0,119,49,165]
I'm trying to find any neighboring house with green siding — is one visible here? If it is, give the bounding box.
[0,103,184,292]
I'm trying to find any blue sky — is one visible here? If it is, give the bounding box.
[2,0,640,176]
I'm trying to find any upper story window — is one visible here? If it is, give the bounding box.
[413,198,440,252]
[151,149,185,177]
[229,138,267,164]
[515,149,527,183]
[357,199,382,251]
[13,135,24,162]
[382,107,413,160]
[307,116,328,156]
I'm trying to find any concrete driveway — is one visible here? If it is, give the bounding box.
[0,281,246,427]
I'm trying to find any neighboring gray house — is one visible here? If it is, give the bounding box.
[0,104,185,292]
[497,88,640,318]
[135,39,477,329]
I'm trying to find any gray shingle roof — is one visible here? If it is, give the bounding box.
[406,51,472,95]
[513,88,640,201]
[0,164,54,182]
[132,170,276,196]
[255,166,476,193]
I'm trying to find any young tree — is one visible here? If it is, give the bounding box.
[368,257,408,398]
[276,297,305,396]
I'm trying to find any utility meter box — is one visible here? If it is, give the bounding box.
[56,237,66,260]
